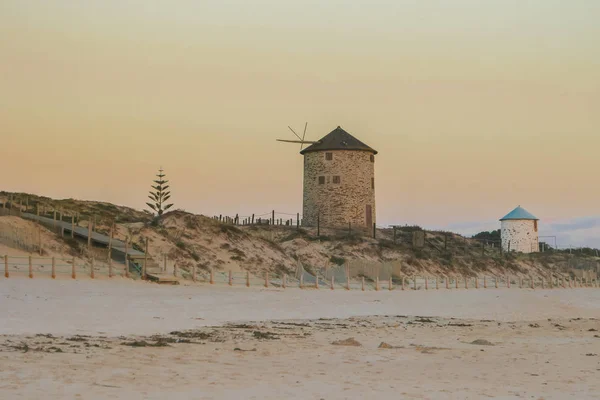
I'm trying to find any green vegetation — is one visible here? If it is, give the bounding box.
[472,229,501,242]
[329,255,346,266]
[146,168,173,217]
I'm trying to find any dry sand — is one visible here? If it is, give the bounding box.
[1,278,599,399]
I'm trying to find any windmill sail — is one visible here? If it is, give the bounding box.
[276,139,320,144]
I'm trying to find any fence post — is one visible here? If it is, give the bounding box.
[315,272,319,289]
[228,270,232,286]
[51,257,56,279]
[495,276,498,289]
[347,274,350,290]
[389,276,393,291]
[484,275,487,288]
[265,272,269,288]
[210,269,214,284]
[541,277,544,289]
[124,241,130,278]
[246,271,250,287]
[297,213,300,229]
[272,210,275,225]
[300,273,304,289]
[465,276,468,289]
[375,276,380,291]
[362,276,365,291]
[402,276,406,291]
[425,277,428,290]
[173,262,178,278]
[87,219,92,250]
[251,214,255,225]
[435,276,439,290]
[445,276,449,289]
[455,276,459,289]
[143,237,148,279]
[283,274,287,289]
[507,275,510,288]
[530,276,534,289]
[373,223,376,239]
[475,276,479,289]
[192,265,197,282]
[414,276,417,290]
[331,275,334,290]
[38,225,42,256]
[72,256,76,279]
[164,254,167,272]
[71,215,75,238]
[29,255,33,279]
[3,255,8,278]
[90,257,95,279]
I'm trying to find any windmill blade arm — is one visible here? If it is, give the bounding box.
[287,126,303,140]
[276,139,319,144]
[301,122,308,150]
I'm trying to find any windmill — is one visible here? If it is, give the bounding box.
[276,122,320,150]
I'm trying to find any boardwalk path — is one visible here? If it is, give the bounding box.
[20,213,145,259]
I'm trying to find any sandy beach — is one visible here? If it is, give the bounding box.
[1,279,599,399]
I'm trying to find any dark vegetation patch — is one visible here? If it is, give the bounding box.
[121,339,171,347]
[253,331,280,340]
[329,255,346,266]
[170,330,213,340]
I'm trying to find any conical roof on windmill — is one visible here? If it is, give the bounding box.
[299,126,378,155]
[499,206,539,221]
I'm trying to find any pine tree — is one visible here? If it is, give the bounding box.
[146,168,173,217]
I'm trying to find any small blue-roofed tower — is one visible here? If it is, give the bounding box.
[500,206,539,253]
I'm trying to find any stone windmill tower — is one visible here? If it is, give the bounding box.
[278,125,377,228]
[500,206,539,253]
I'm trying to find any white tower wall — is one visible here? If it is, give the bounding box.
[501,219,539,253]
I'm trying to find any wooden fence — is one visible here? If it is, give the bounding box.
[2,254,599,290]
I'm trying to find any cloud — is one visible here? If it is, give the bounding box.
[547,216,600,233]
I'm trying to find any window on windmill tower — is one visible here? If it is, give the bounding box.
[370,155,374,162]
[333,176,341,184]
[534,220,538,232]
[325,152,333,161]
[318,176,325,185]
[371,177,375,189]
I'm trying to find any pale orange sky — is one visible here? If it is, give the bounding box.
[0,1,598,245]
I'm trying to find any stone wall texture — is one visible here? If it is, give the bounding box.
[302,150,375,228]
[501,220,539,253]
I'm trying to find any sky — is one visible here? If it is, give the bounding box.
[0,0,599,247]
